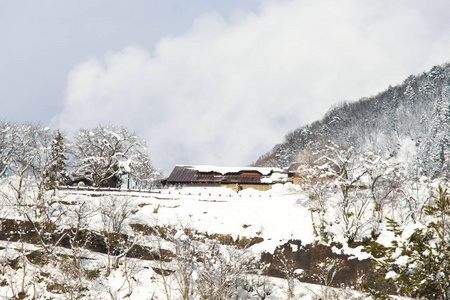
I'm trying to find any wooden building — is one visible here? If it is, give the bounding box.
[164,165,291,192]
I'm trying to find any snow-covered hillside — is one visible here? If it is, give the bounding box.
[0,177,411,300]
[254,63,450,180]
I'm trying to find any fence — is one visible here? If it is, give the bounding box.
[56,185,155,193]
[56,185,274,198]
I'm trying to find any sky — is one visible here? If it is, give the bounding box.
[2,0,450,174]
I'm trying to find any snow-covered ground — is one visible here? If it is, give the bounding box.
[0,236,368,300]
[0,178,411,299]
[52,183,314,253]
[118,184,313,254]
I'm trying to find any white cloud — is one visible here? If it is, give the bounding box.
[54,0,450,173]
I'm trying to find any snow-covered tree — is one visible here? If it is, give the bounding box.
[300,141,406,243]
[128,151,162,189]
[0,121,14,177]
[71,125,156,187]
[5,125,52,201]
[254,63,450,179]
[42,129,69,190]
[315,142,370,242]
[419,85,450,177]
[362,152,401,238]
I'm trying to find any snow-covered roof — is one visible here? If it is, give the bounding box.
[166,165,288,184]
[178,165,285,176]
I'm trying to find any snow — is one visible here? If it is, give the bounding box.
[108,183,315,254]
[402,222,424,240]
[376,229,397,248]
[261,171,288,183]
[333,244,372,261]
[385,270,399,281]
[397,138,417,166]
[0,176,416,299]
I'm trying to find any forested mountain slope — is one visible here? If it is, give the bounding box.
[254,63,450,178]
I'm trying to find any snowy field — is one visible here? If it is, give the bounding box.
[0,178,411,299]
[66,184,315,254]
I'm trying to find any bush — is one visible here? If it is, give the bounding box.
[84,269,101,280]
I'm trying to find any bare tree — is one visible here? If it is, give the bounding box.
[54,257,86,300]
[273,249,301,299]
[250,274,273,300]
[172,235,197,300]
[362,152,400,238]
[314,142,369,242]
[8,125,39,202]
[397,178,431,225]
[310,257,347,300]
[98,196,135,276]
[65,200,95,269]
[196,240,254,300]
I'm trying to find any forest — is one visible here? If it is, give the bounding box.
[255,63,450,180]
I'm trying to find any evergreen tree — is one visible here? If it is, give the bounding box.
[43,129,69,189]
[371,187,450,299]
[421,86,450,176]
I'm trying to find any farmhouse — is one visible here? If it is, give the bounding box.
[164,165,293,192]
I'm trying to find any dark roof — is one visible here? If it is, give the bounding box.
[166,166,198,183]
[166,166,265,184]
[222,173,261,183]
[165,165,290,186]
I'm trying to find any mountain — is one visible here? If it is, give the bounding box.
[254,63,450,178]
